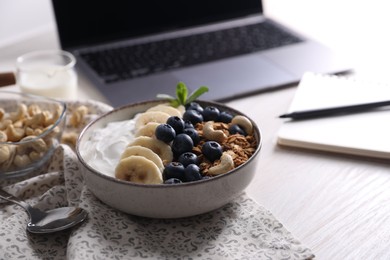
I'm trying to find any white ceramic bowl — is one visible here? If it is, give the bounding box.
[0,91,66,178]
[76,100,261,218]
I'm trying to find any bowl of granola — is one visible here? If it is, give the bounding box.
[0,91,66,178]
[76,84,261,218]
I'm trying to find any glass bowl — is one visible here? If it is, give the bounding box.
[0,91,66,178]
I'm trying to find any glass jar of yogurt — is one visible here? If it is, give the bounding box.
[16,50,78,100]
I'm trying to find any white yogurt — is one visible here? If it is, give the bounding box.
[82,119,137,177]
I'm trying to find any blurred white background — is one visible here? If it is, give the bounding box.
[0,0,54,48]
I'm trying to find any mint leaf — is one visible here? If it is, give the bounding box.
[176,82,188,105]
[186,86,209,104]
[169,99,181,107]
[156,82,209,107]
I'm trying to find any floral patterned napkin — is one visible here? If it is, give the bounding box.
[0,101,314,260]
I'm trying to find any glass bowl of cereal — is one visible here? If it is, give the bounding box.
[76,99,261,218]
[0,91,66,178]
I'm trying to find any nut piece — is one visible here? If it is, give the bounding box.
[231,115,253,135]
[5,125,25,142]
[61,131,79,148]
[21,135,47,152]
[0,119,12,131]
[208,152,234,176]
[203,121,228,143]
[9,104,28,122]
[70,105,88,128]
[27,104,42,117]
[25,113,45,129]
[0,145,10,164]
[13,154,32,168]
[45,104,63,126]
[29,150,42,162]
[0,145,16,170]
[0,130,7,142]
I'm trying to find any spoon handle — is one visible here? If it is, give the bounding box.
[0,189,32,211]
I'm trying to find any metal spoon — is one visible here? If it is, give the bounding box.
[0,189,88,233]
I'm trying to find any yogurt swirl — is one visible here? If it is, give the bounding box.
[82,119,136,177]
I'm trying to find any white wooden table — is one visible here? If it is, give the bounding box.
[1,1,390,259]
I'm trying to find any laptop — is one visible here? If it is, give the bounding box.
[51,0,351,107]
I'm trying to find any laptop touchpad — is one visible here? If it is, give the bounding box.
[171,54,296,100]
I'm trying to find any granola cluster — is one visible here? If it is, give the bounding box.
[193,121,257,175]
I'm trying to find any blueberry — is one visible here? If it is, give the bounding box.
[155,123,176,143]
[178,152,199,167]
[184,164,202,182]
[228,124,247,136]
[166,116,185,134]
[171,133,194,157]
[202,141,223,162]
[163,162,185,180]
[164,178,182,184]
[183,110,203,125]
[202,106,220,121]
[218,111,233,123]
[183,128,200,146]
[185,102,203,113]
[184,120,194,129]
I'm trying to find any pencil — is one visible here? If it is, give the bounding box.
[279,100,390,120]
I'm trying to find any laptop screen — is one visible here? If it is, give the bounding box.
[52,0,263,49]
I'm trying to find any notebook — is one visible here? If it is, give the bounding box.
[51,0,351,107]
[277,72,390,159]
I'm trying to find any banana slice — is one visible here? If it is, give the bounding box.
[135,111,170,130]
[128,136,173,163]
[177,105,185,116]
[115,155,163,184]
[146,104,182,117]
[120,145,164,172]
[135,122,160,137]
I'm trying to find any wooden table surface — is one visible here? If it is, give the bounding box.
[1,1,390,259]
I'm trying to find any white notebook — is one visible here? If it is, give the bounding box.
[277,72,390,159]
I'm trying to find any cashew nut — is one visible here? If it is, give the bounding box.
[21,135,47,152]
[27,104,42,117]
[0,119,12,131]
[13,154,32,168]
[13,120,23,128]
[0,145,10,164]
[45,104,63,125]
[0,145,15,170]
[231,115,253,135]
[42,124,60,137]
[208,152,234,175]
[26,126,44,137]
[5,124,25,142]
[9,104,28,122]
[0,108,5,121]
[70,105,88,127]
[16,135,47,156]
[25,113,46,128]
[0,130,7,142]
[61,131,79,148]
[42,110,54,127]
[203,121,228,143]
[29,150,42,162]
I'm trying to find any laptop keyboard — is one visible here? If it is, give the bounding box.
[80,20,303,83]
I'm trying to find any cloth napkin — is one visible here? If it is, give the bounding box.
[0,101,314,260]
